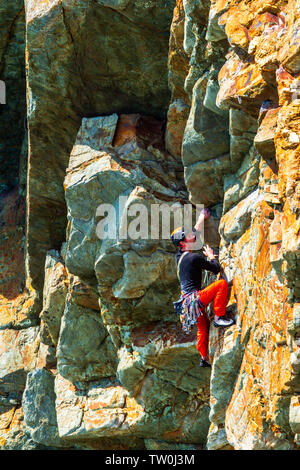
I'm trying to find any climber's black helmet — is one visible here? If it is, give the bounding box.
[170,227,186,246]
[171,226,198,247]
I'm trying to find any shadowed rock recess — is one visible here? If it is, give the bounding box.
[0,0,299,450]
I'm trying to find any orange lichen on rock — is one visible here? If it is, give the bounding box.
[276,103,300,171]
[276,66,300,106]
[278,0,300,73]
[219,201,295,448]
[248,12,281,38]
[217,54,270,113]
[224,12,251,49]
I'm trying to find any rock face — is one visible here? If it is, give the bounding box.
[0,0,28,333]
[0,0,299,451]
[0,0,26,195]
[25,0,176,312]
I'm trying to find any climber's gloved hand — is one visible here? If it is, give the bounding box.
[200,208,211,220]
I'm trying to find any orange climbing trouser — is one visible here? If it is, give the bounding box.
[196,279,228,359]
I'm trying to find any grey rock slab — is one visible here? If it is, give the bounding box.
[290,396,300,434]
[223,147,260,213]
[219,188,263,242]
[205,6,227,42]
[56,298,117,383]
[40,250,68,347]
[182,78,230,167]
[22,368,65,447]
[209,327,243,425]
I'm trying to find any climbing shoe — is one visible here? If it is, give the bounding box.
[200,358,211,368]
[213,317,235,328]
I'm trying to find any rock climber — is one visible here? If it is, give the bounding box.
[171,208,235,368]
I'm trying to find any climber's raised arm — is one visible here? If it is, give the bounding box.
[194,207,211,233]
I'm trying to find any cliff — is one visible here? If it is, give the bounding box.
[0,0,299,450]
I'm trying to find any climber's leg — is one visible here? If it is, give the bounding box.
[198,279,228,317]
[198,279,235,328]
[196,312,210,362]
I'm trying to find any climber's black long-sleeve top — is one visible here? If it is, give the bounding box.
[176,250,221,295]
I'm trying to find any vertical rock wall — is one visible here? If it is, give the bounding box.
[169,0,299,449]
[0,0,26,194]
[24,0,176,313]
[0,0,299,450]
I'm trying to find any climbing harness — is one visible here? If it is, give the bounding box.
[180,291,205,333]
[173,251,205,333]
